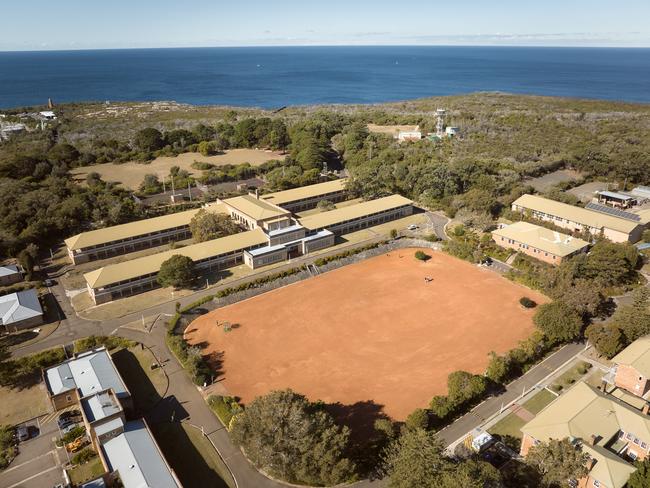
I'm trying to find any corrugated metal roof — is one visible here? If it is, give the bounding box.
[0,289,43,325]
[45,348,129,398]
[260,179,348,206]
[512,194,641,234]
[522,382,640,488]
[94,417,125,437]
[65,203,226,251]
[85,228,268,289]
[492,222,590,257]
[598,191,634,200]
[223,194,289,221]
[81,390,122,422]
[102,420,181,488]
[298,195,412,231]
[612,337,650,378]
[0,264,20,278]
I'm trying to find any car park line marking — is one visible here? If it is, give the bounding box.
[5,466,59,488]
[1,451,54,474]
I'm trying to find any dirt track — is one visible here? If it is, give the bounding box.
[185,248,547,420]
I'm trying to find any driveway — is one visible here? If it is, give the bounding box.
[0,419,64,488]
[424,211,449,240]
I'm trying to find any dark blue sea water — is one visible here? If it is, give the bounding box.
[0,46,649,109]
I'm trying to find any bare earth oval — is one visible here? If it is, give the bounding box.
[184,248,547,420]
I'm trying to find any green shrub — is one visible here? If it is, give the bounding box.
[390,229,398,239]
[312,242,385,267]
[74,335,135,354]
[207,395,242,427]
[0,347,66,388]
[564,377,576,385]
[576,361,593,375]
[71,447,97,465]
[550,384,563,393]
[0,425,16,469]
[423,234,440,242]
[519,297,537,308]
[58,426,86,446]
[414,250,430,261]
[192,161,216,170]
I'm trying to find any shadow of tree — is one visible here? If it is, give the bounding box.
[326,400,391,476]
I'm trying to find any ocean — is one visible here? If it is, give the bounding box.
[0,46,649,109]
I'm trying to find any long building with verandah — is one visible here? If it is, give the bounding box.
[492,221,590,265]
[83,193,414,304]
[511,194,644,243]
[84,229,269,304]
[65,180,350,265]
[298,194,413,235]
[65,203,227,264]
[259,178,349,212]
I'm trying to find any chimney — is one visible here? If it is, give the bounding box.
[586,458,596,471]
[589,434,598,446]
[643,403,650,415]
[255,189,259,199]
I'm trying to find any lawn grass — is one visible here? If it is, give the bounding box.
[488,413,527,440]
[67,456,104,485]
[551,361,593,392]
[112,346,167,415]
[521,389,557,415]
[151,422,235,488]
[0,383,50,426]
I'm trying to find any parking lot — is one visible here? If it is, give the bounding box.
[0,416,66,488]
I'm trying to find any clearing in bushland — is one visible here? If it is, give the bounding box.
[185,248,547,420]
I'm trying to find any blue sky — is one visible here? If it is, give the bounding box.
[2,0,649,51]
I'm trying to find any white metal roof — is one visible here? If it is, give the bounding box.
[81,390,122,422]
[102,420,181,488]
[0,289,43,326]
[45,348,129,398]
[0,264,20,278]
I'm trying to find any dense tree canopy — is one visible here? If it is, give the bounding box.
[230,389,355,486]
[189,209,240,243]
[525,438,589,488]
[157,255,195,289]
[533,301,584,345]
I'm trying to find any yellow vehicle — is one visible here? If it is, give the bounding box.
[66,436,86,453]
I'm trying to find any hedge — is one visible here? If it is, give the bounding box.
[312,242,385,267]
[73,335,135,354]
[207,395,242,428]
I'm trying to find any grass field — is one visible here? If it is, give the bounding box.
[488,413,527,441]
[71,149,285,190]
[521,389,557,415]
[185,248,546,420]
[0,383,50,426]
[152,422,235,488]
[112,346,167,415]
[67,456,104,485]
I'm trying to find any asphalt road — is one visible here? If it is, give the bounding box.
[437,341,585,446]
[0,420,64,488]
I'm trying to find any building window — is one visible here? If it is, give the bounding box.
[642,442,648,449]
[627,433,634,441]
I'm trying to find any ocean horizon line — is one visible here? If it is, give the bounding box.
[2,44,650,54]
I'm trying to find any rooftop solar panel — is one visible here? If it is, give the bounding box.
[585,202,641,222]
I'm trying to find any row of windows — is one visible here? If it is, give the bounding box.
[281,191,348,211]
[80,225,189,252]
[620,430,649,450]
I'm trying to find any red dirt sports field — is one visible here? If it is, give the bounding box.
[185,248,547,420]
